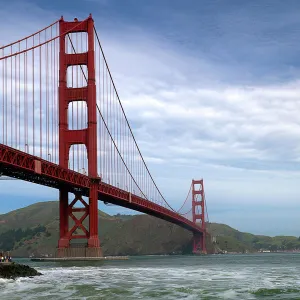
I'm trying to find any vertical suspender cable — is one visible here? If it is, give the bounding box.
[39,33,42,158]
[1,49,3,144]
[33,37,35,155]
[10,46,12,147]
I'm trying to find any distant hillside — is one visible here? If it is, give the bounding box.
[0,201,194,257]
[208,223,300,253]
[0,201,299,257]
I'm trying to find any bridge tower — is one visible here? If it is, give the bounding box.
[57,15,102,257]
[192,179,207,254]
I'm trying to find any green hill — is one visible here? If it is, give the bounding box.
[208,223,300,253]
[0,201,193,257]
[0,201,299,257]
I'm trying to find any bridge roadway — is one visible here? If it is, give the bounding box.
[0,144,203,234]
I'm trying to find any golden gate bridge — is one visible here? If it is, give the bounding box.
[0,15,208,257]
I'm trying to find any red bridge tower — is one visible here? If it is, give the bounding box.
[192,179,207,254]
[57,15,102,257]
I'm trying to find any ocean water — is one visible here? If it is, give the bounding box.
[1,253,300,299]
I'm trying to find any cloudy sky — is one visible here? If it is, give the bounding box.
[1,0,300,236]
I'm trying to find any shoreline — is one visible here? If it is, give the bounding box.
[31,256,129,262]
[0,262,42,279]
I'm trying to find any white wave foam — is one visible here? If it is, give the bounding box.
[1,255,300,300]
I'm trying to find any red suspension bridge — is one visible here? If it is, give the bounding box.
[0,15,208,256]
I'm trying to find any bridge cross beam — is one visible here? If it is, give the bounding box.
[68,194,89,238]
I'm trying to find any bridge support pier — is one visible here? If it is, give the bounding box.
[87,181,102,256]
[193,233,207,254]
[57,186,102,258]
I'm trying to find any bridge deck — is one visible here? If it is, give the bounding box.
[0,144,203,234]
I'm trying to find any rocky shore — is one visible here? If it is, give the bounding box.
[0,263,42,279]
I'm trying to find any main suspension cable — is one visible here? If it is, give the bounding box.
[66,34,148,200]
[93,26,177,212]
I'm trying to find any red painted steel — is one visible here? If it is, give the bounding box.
[0,144,90,190]
[0,15,209,257]
[58,15,101,254]
[192,179,207,254]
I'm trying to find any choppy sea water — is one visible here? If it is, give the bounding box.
[1,253,300,299]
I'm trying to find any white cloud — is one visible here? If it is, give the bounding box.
[94,20,300,213]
